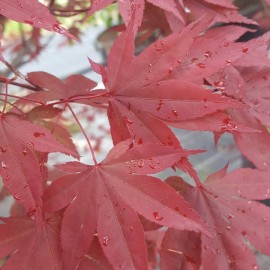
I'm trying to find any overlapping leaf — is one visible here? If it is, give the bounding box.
[0,214,62,270]
[161,168,270,269]
[26,72,98,104]
[0,113,78,211]
[87,0,182,31]
[44,141,207,270]
[0,0,73,38]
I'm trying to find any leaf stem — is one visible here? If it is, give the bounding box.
[0,77,41,92]
[67,104,98,165]
[0,93,44,105]
[1,82,8,115]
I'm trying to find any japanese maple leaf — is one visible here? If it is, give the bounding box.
[0,113,78,211]
[171,25,269,84]
[26,105,78,158]
[0,0,73,38]
[87,0,182,31]
[25,72,98,104]
[161,168,270,270]
[44,141,208,270]
[184,0,256,25]
[0,214,62,270]
[89,18,257,177]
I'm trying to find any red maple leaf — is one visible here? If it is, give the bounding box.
[0,214,63,270]
[0,113,78,211]
[161,167,270,269]
[87,0,183,31]
[26,72,98,104]
[44,141,208,270]
[0,0,73,38]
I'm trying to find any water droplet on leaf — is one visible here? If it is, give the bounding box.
[34,132,45,138]
[13,194,21,200]
[1,161,8,169]
[153,211,163,221]
[28,207,36,216]
[204,51,212,58]
[102,236,109,246]
[137,160,144,168]
[124,117,133,125]
[156,100,163,111]
[172,109,178,117]
[197,62,206,69]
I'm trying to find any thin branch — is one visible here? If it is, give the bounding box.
[67,103,98,165]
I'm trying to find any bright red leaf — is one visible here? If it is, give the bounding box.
[0,214,62,270]
[44,141,207,270]
[161,168,270,269]
[0,0,73,38]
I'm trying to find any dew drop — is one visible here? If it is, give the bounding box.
[137,159,144,168]
[242,48,248,53]
[148,63,153,68]
[149,163,156,169]
[103,236,109,246]
[137,138,143,144]
[1,161,8,169]
[156,100,163,111]
[53,24,62,33]
[156,82,161,86]
[168,67,173,73]
[228,213,234,219]
[13,194,21,200]
[252,264,259,270]
[197,62,206,69]
[177,59,182,64]
[212,194,218,200]
[5,176,9,182]
[263,218,267,222]
[26,142,34,148]
[204,51,212,58]
[28,207,36,216]
[153,211,163,221]
[34,132,45,138]
[23,184,29,188]
[22,149,28,156]
[203,244,209,250]
[215,248,222,254]
[155,42,162,52]
[129,226,134,232]
[172,109,178,117]
[226,59,232,65]
[226,226,232,231]
[17,3,23,9]
[124,117,133,125]
[223,42,229,47]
